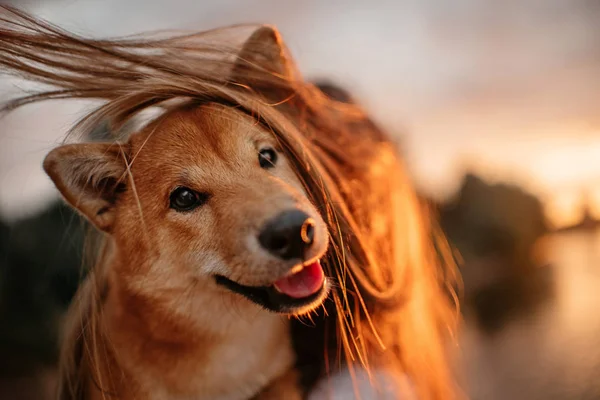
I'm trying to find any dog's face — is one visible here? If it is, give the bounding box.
[44,103,329,315]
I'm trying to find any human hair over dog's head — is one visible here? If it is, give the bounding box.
[0,6,459,399]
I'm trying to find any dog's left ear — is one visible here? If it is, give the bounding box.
[230,26,299,99]
[43,143,128,233]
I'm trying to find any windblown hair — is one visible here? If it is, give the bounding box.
[0,6,459,399]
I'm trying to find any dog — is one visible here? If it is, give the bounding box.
[0,7,459,399]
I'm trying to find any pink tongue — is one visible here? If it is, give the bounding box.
[273,261,325,298]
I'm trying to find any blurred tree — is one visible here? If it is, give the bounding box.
[437,173,553,333]
[0,203,87,370]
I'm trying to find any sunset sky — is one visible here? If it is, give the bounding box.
[1,0,599,228]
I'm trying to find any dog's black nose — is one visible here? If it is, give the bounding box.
[258,210,315,260]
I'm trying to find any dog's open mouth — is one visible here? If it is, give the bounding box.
[214,260,328,314]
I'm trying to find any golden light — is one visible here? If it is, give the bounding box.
[545,192,585,229]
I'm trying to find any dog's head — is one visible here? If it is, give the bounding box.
[42,28,331,316]
[43,102,329,315]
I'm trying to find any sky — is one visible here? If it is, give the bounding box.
[1,0,599,227]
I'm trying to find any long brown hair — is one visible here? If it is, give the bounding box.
[0,6,459,399]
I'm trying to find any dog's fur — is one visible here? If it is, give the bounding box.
[0,7,459,400]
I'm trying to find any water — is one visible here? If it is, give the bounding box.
[461,229,600,400]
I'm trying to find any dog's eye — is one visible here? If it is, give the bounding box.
[169,187,208,212]
[258,148,278,169]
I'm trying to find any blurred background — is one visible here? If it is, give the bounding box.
[1,0,599,398]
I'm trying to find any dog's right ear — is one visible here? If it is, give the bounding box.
[230,26,300,103]
[43,143,128,233]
